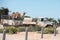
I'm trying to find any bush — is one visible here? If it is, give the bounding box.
[4,27,18,34]
[0,27,19,34]
[44,27,54,34]
[0,29,3,33]
[18,27,25,32]
[0,26,41,34]
[28,26,41,32]
[38,27,54,34]
[16,26,41,32]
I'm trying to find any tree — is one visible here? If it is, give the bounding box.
[0,8,2,19]
[58,19,60,24]
[0,7,9,15]
[46,17,57,23]
[46,18,53,22]
[0,7,9,19]
[0,13,1,19]
[24,16,31,18]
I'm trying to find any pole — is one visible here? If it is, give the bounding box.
[41,27,44,38]
[12,16,14,26]
[53,24,56,36]
[2,30,6,40]
[25,27,28,40]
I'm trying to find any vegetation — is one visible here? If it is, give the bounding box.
[0,7,9,19]
[28,26,41,32]
[0,26,58,34]
[44,27,54,34]
[24,16,31,18]
[46,17,57,23]
[58,19,60,24]
[0,7,9,15]
[0,27,18,34]
[0,29,3,33]
[4,27,18,34]
[0,26,41,34]
[0,7,58,34]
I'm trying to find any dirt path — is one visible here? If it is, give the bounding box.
[0,32,60,40]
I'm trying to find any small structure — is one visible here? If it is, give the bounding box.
[23,18,36,26]
[1,12,25,26]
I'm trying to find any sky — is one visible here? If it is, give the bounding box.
[0,0,60,19]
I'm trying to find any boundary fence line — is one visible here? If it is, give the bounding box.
[2,25,56,40]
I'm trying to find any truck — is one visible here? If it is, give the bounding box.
[37,17,54,27]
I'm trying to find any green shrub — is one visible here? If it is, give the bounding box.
[0,26,41,34]
[38,27,54,34]
[4,27,18,34]
[0,29,3,33]
[9,28,18,34]
[18,27,25,32]
[28,26,41,32]
[44,27,54,34]
[15,26,41,32]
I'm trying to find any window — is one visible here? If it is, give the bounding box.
[41,18,44,21]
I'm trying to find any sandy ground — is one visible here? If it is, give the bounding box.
[0,32,60,40]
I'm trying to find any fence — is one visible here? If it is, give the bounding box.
[2,25,56,40]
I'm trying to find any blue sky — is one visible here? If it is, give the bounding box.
[0,0,60,19]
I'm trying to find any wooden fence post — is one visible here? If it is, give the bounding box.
[53,24,56,36]
[25,27,28,40]
[2,30,6,40]
[41,27,44,38]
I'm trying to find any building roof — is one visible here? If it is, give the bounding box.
[23,22,36,25]
[23,18,36,24]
